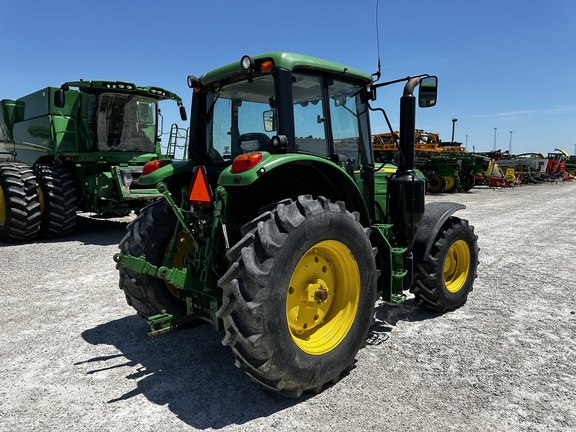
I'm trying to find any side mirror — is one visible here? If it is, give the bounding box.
[179,104,187,122]
[263,109,275,132]
[418,76,438,108]
[54,89,66,108]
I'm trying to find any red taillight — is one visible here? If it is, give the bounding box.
[231,153,263,173]
[142,160,165,175]
[188,166,213,207]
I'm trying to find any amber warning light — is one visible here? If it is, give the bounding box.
[188,166,213,207]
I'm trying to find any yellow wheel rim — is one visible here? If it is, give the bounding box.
[444,239,471,293]
[445,176,455,190]
[0,186,6,225]
[428,176,443,192]
[164,231,194,299]
[286,240,360,355]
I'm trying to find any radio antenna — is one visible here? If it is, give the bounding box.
[372,0,382,82]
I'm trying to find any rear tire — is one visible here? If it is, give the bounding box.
[412,217,479,311]
[0,163,41,242]
[217,195,377,397]
[117,199,187,318]
[34,164,77,237]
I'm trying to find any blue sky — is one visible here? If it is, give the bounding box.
[2,0,575,155]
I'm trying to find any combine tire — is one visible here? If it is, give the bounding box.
[428,175,447,193]
[0,163,41,242]
[34,164,77,237]
[117,199,187,318]
[412,217,478,311]
[217,195,377,397]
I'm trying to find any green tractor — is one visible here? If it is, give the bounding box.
[114,52,479,397]
[0,81,187,242]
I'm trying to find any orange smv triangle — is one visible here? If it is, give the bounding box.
[188,166,213,207]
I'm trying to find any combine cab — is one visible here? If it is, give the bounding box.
[0,81,187,242]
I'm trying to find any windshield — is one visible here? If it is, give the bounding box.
[94,93,157,152]
[206,74,276,162]
[202,72,371,169]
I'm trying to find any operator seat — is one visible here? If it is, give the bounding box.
[236,133,272,154]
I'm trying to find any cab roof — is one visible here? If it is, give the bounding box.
[199,52,372,85]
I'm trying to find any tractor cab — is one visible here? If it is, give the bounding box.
[187,54,373,174]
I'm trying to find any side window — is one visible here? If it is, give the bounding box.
[292,74,328,156]
[329,81,361,170]
[329,80,371,170]
[211,97,233,160]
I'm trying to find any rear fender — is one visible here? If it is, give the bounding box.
[218,153,371,227]
[413,202,466,264]
[138,159,196,185]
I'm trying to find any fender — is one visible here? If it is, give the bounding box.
[218,152,371,226]
[138,159,197,185]
[413,201,466,264]
[217,152,347,186]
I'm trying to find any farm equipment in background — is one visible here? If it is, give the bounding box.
[566,154,576,177]
[493,151,547,184]
[373,130,487,193]
[113,52,479,397]
[546,149,574,181]
[473,157,518,188]
[0,81,187,242]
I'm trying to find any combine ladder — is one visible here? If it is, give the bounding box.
[165,123,190,160]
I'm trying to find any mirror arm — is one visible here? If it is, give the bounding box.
[403,75,428,97]
[370,74,430,100]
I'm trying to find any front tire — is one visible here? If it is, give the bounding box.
[217,196,378,397]
[117,199,187,318]
[412,217,479,311]
[0,163,41,242]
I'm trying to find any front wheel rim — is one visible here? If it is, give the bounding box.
[286,240,361,356]
[444,239,471,293]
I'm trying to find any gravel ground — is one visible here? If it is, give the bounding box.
[1,181,575,432]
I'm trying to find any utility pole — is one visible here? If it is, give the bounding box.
[509,131,513,153]
[493,128,497,151]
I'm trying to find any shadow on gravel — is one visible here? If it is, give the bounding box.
[72,214,131,246]
[0,215,129,247]
[27,214,131,246]
[367,299,441,345]
[80,315,303,429]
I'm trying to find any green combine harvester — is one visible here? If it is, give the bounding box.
[113,52,479,397]
[0,80,187,242]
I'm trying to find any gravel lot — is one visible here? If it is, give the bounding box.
[1,181,575,432]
